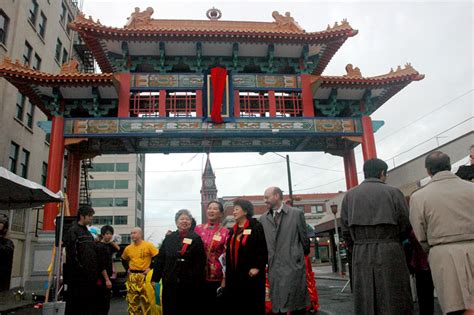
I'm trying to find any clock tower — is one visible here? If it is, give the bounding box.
[200,154,218,223]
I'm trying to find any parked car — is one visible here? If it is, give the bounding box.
[112,243,129,297]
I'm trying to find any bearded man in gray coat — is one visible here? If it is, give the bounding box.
[341,158,413,315]
[259,186,310,315]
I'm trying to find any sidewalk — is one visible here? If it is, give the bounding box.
[0,290,34,314]
[313,264,350,281]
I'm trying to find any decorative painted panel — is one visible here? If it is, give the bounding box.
[64,118,361,136]
[131,74,204,89]
[233,74,301,89]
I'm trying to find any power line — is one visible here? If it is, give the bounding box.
[145,198,200,201]
[289,160,345,173]
[146,160,283,173]
[377,89,473,143]
[293,177,346,192]
[293,117,472,192]
[383,116,473,162]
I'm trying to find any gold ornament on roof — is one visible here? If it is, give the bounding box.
[60,59,79,74]
[327,19,352,31]
[125,7,154,28]
[272,11,304,32]
[344,64,362,78]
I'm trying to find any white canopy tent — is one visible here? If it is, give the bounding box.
[0,167,62,210]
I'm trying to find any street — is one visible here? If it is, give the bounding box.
[3,277,443,315]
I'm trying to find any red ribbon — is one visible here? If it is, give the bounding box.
[230,219,250,268]
[180,242,189,256]
[210,67,227,124]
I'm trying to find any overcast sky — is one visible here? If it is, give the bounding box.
[81,0,473,244]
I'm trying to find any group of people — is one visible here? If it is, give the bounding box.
[63,186,313,315]
[131,187,312,315]
[341,151,474,315]
[63,206,120,315]
[61,149,473,315]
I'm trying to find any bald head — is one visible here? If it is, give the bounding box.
[265,187,283,199]
[131,227,143,243]
[264,186,284,210]
[425,151,451,176]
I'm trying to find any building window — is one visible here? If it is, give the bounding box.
[38,12,47,38]
[136,217,141,227]
[137,184,143,195]
[93,216,113,225]
[33,53,41,70]
[0,10,9,45]
[115,163,129,172]
[114,216,128,225]
[136,200,142,211]
[28,0,39,25]
[311,205,324,214]
[120,234,131,244]
[8,142,19,173]
[26,102,35,128]
[90,198,128,208]
[62,48,68,64]
[67,13,73,36]
[91,198,114,207]
[20,149,30,178]
[115,198,128,207]
[41,162,48,185]
[115,180,128,189]
[90,163,114,172]
[23,41,33,66]
[137,167,142,178]
[89,180,114,190]
[10,209,25,232]
[55,39,62,62]
[15,93,26,120]
[59,2,67,26]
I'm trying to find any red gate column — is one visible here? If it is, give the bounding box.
[117,73,131,118]
[343,149,358,189]
[361,115,377,161]
[300,74,315,117]
[195,89,203,117]
[43,114,65,231]
[66,151,81,216]
[268,90,277,117]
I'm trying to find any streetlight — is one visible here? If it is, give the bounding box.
[330,203,343,276]
[259,152,293,204]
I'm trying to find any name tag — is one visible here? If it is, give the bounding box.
[243,229,252,235]
[183,238,193,245]
[213,235,222,242]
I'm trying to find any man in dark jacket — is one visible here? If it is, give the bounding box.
[96,225,120,315]
[0,214,14,291]
[341,158,413,315]
[63,205,99,315]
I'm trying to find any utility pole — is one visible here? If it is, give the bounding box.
[286,154,293,205]
[330,203,344,276]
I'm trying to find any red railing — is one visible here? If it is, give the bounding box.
[237,91,302,117]
[130,91,160,117]
[166,92,197,117]
[129,90,302,118]
[275,92,303,117]
[130,91,197,117]
[238,92,269,117]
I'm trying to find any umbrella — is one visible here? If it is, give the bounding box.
[0,167,62,210]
